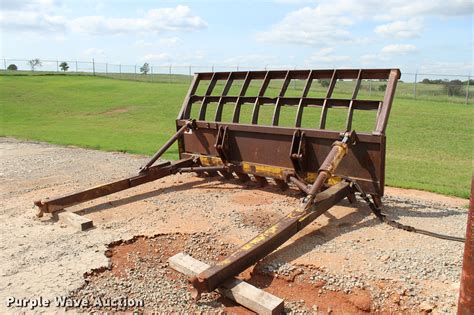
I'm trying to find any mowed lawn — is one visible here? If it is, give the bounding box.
[1,75,472,198]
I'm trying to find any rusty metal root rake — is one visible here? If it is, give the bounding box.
[35,68,402,301]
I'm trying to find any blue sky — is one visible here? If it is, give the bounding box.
[1,0,473,75]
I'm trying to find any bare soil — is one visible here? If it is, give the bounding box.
[0,137,469,314]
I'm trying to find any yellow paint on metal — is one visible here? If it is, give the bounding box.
[327,176,342,186]
[241,163,284,178]
[194,154,337,186]
[241,224,280,250]
[198,155,223,166]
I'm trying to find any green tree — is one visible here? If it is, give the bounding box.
[443,80,463,97]
[59,62,69,72]
[319,79,330,87]
[140,63,150,75]
[7,64,17,70]
[28,59,42,71]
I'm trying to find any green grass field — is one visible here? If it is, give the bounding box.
[1,74,472,198]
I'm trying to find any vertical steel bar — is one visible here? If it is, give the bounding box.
[199,73,217,120]
[375,69,401,134]
[178,74,200,119]
[272,71,291,126]
[251,71,271,124]
[215,73,233,121]
[232,72,251,123]
[414,72,418,99]
[295,70,314,127]
[319,70,338,129]
[466,76,470,104]
[458,178,474,314]
[345,69,363,130]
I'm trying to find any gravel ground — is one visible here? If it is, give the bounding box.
[0,137,469,314]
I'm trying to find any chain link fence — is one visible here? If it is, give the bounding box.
[1,58,472,104]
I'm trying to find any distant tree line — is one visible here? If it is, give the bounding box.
[421,78,471,97]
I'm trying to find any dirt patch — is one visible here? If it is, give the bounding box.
[101,107,130,115]
[230,190,276,206]
[68,232,418,314]
[68,233,240,313]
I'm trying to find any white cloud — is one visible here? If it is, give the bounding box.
[256,0,473,45]
[70,5,207,35]
[307,48,350,64]
[256,6,353,45]
[274,0,317,4]
[158,37,183,46]
[359,53,390,65]
[84,48,105,56]
[0,0,66,33]
[0,11,66,32]
[134,40,153,48]
[381,44,417,54]
[418,61,474,75]
[135,37,182,49]
[375,18,423,38]
[1,4,206,36]
[142,53,171,62]
[393,0,474,17]
[223,54,279,66]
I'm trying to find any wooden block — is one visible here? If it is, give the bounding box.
[169,252,284,315]
[53,210,93,231]
[168,252,209,275]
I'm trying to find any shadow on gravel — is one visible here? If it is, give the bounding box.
[382,202,464,219]
[75,175,301,216]
[256,203,379,284]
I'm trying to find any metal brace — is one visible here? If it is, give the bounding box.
[214,125,230,164]
[290,129,305,176]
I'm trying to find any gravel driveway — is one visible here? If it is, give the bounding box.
[0,137,468,314]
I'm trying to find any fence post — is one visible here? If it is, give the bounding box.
[56,59,59,72]
[151,66,153,83]
[105,63,108,75]
[75,60,78,73]
[169,64,172,83]
[369,79,372,96]
[237,64,239,71]
[413,71,418,99]
[119,64,122,78]
[466,75,470,104]
[92,58,95,75]
[189,65,192,78]
[4,58,6,70]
